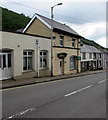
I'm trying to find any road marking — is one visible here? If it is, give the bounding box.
[77,85,93,92]
[98,79,106,84]
[65,79,106,97]
[65,91,78,97]
[2,79,106,119]
[3,108,35,120]
[65,85,93,97]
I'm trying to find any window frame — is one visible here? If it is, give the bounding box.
[89,53,92,59]
[60,35,64,47]
[99,53,101,58]
[0,53,11,69]
[70,56,76,70]
[99,60,102,67]
[23,50,33,71]
[82,53,86,59]
[93,53,96,59]
[93,61,96,67]
[40,50,48,69]
[72,39,75,48]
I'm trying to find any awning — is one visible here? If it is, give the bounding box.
[57,52,67,58]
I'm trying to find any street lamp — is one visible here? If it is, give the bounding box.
[51,3,63,76]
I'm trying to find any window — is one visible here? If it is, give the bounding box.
[72,39,75,48]
[60,36,64,46]
[93,61,96,67]
[3,55,6,68]
[89,53,92,59]
[70,56,76,70]
[82,62,84,67]
[0,55,2,68]
[8,54,11,67]
[99,53,101,58]
[40,51,48,68]
[93,53,96,59]
[82,53,86,59]
[89,61,91,66]
[99,60,101,67]
[0,53,11,68]
[23,51,32,71]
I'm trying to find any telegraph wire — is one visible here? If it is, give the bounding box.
[1,0,95,24]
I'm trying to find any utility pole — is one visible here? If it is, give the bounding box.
[36,39,39,77]
[50,3,63,76]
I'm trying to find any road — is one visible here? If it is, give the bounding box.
[2,72,106,119]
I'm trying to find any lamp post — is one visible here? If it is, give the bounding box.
[51,3,62,76]
[36,39,39,77]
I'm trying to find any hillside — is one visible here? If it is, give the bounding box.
[0,7,107,50]
[1,7,30,31]
[81,38,106,49]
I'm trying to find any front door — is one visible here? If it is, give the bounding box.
[0,52,12,80]
[59,59,64,75]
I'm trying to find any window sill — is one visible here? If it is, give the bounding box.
[39,67,49,70]
[69,68,76,71]
[22,70,34,73]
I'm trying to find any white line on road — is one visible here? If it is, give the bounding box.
[64,91,78,97]
[3,108,36,120]
[98,79,106,84]
[65,79,106,97]
[65,85,93,97]
[3,79,106,119]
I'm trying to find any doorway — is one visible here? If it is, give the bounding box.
[0,52,12,80]
[59,58,64,75]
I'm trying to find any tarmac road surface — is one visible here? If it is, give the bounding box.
[2,72,106,119]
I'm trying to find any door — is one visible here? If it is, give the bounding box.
[0,53,12,80]
[87,61,89,70]
[59,59,64,75]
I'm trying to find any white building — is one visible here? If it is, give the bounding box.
[81,44,102,72]
[99,49,108,69]
[0,31,51,80]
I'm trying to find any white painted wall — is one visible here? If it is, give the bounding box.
[1,31,51,78]
[81,52,93,62]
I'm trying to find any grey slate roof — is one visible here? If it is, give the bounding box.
[36,14,79,36]
[99,49,108,54]
[81,44,92,53]
[87,45,101,53]
[81,44,101,53]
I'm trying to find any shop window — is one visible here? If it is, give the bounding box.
[70,56,76,70]
[93,61,96,67]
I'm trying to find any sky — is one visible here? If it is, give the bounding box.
[0,0,107,48]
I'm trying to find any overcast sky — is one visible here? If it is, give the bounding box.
[1,0,107,48]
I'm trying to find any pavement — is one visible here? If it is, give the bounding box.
[0,69,106,89]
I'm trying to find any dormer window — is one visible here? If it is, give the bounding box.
[60,36,64,47]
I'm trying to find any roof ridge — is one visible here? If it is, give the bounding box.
[23,13,81,37]
[36,13,70,27]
